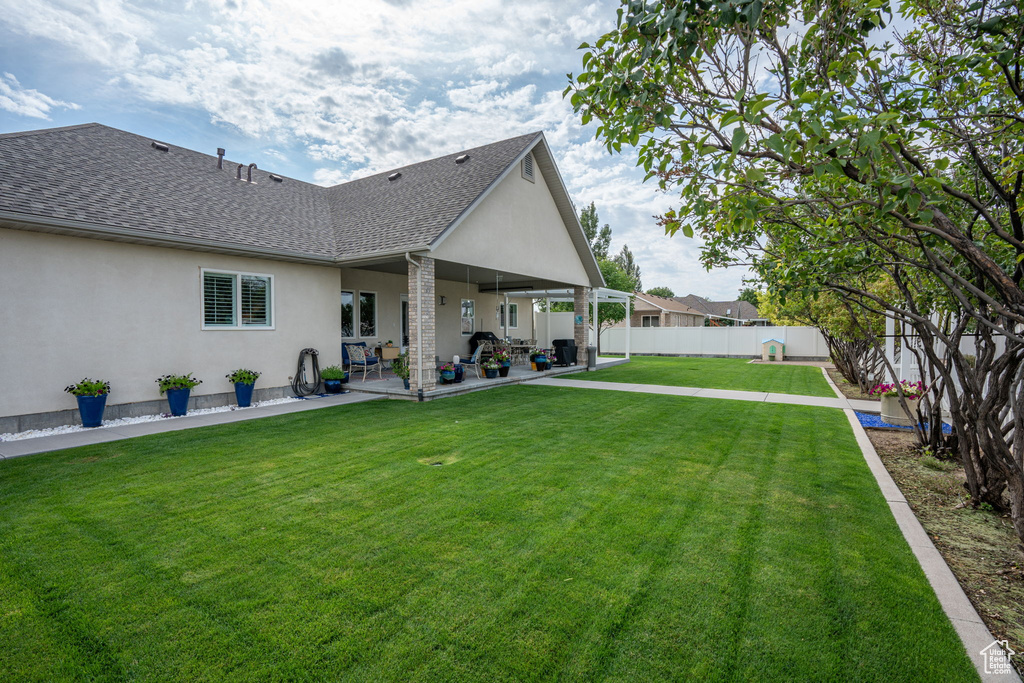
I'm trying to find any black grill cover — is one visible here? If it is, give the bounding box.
[552,339,577,366]
[469,331,501,354]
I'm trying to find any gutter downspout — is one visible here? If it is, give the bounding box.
[405,252,423,397]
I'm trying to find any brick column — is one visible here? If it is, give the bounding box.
[408,255,436,392]
[573,285,589,364]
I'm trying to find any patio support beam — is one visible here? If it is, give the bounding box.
[624,301,631,360]
[592,287,599,352]
[407,254,436,392]
[573,286,588,365]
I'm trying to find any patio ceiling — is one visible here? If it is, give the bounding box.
[344,258,586,293]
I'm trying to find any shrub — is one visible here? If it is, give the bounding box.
[156,373,202,394]
[64,378,110,397]
[225,368,260,385]
[320,365,347,381]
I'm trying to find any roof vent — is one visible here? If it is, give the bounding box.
[388,172,402,181]
[269,174,283,182]
[521,153,534,182]
[151,141,169,152]
[455,154,470,164]
[217,147,226,169]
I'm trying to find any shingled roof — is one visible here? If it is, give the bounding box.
[326,132,539,259]
[633,291,703,314]
[0,123,549,264]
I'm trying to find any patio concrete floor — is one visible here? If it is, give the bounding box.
[344,356,629,399]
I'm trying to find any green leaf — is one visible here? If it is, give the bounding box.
[731,126,748,152]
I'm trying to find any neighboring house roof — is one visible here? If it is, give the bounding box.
[674,294,762,320]
[0,123,602,284]
[633,291,703,315]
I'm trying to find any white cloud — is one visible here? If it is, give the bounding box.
[0,73,79,119]
[0,0,749,299]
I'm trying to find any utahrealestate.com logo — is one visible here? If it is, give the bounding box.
[980,640,1016,675]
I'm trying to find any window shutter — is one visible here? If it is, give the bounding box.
[241,275,270,326]
[204,273,236,326]
[522,153,534,182]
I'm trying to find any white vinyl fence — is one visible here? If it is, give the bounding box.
[602,325,829,359]
[535,312,576,347]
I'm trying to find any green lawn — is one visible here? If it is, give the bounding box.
[0,387,973,681]
[570,356,836,397]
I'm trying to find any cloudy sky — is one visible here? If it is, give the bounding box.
[0,0,749,299]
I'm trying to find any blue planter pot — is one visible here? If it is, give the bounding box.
[403,378,410,390]
[484,368,498,379]
[76,394,107,428]
[165,388,191,416]
[454,365,465,383]
[440,371,455,384]
[534,355,548,371]
[234,382,255,407]
[324,379,344,394]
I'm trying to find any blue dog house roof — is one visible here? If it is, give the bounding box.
[761,338,785,345]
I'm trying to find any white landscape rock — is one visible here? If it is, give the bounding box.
[0,397,302,442]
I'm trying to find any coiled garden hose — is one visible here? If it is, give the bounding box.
[291,348,322,396]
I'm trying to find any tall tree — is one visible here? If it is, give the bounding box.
[613,245,642,290]
[580,201,612,260]
[646,286,675,297]
[594,260,636,353]
[737,288,760,307]
[567,0,1024,549]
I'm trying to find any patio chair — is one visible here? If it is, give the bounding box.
[345,343,383,381]
[342,341,367,371]
[460,344,487,379]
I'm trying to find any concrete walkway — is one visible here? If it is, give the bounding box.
[529,376,881,413]
[0,392,383,460]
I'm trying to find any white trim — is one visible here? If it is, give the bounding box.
[200,268,275,331]
[358,290,378,339]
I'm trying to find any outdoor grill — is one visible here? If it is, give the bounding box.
[468,331,501,355]
[552,339,577,366]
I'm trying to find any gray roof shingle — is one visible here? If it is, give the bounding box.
[326,132,540,258]
[674,295,762,320]
[0,123,542,262]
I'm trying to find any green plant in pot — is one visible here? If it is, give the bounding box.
[156,373,202,417]
[65,378,111,428]
[482,359,500,379]
[320,365,348,394]
[225,368,260,408]
[439,361,456,384]
[492,348,512,377]
[391,352,411,390]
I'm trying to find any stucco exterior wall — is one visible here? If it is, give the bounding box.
[338,266,535,364]
[0,229,342,418]
[430,157,591,287]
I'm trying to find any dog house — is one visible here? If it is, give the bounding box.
[761,338,785,361]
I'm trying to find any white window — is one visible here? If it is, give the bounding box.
[461,299,475,335]
[202,269,274,329]
[341,290,355,337]
[500,303,519,328]
[359,291,377,337]
[641,315,660,328]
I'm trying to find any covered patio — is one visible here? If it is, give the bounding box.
[345,353,627,400]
